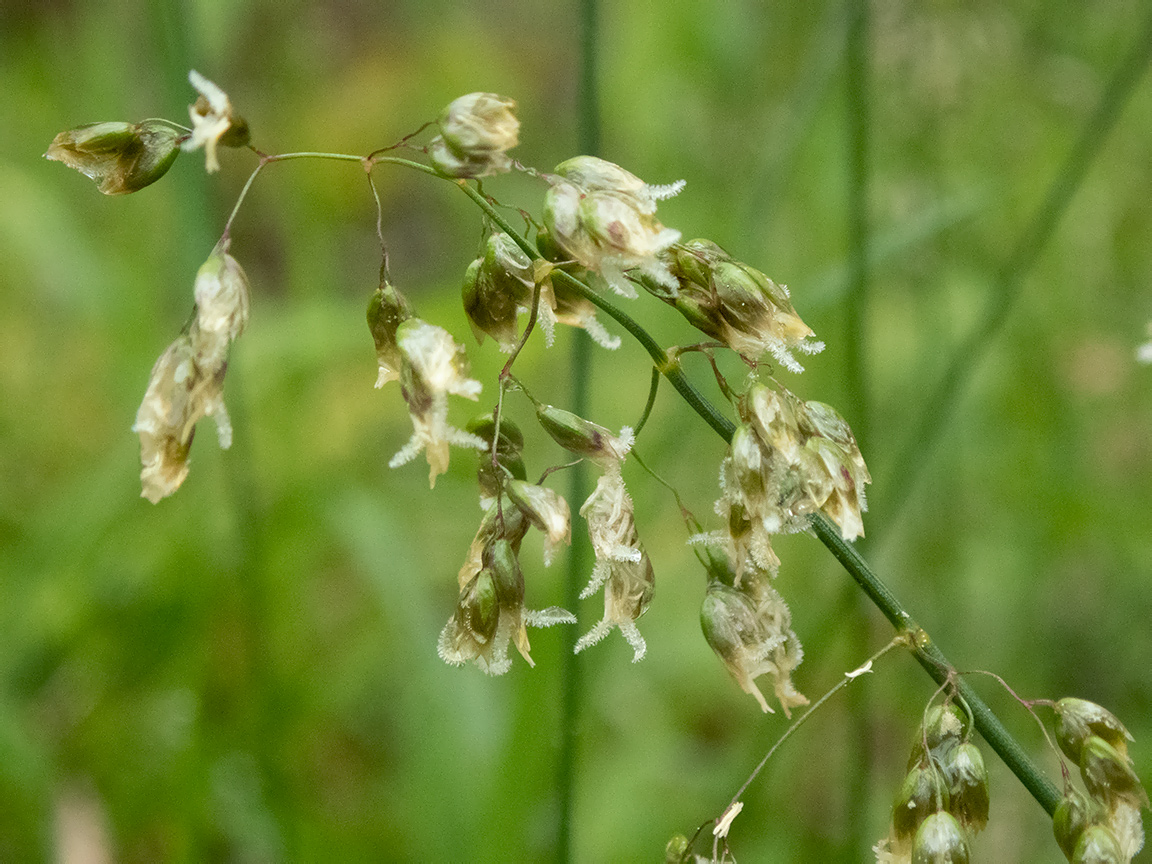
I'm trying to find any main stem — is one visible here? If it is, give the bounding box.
[808,515,1060,815]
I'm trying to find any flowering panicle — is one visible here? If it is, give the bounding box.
[874,702,988,863]
[1052,698,1146,862]
[645,239,824,372]
[133,241,250,503]
[698,546,807,716]
[378,318,486,488]
[182,70,249,174]
[429,92,519,179]
[543,156,683,299]
[47,80,1152,864]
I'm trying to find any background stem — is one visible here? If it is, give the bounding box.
[842,2,874,857]
[880,8,1152,530]
[844,0,870,447]
[557,1,600,861]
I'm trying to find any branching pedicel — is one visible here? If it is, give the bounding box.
[47,72,1146,862]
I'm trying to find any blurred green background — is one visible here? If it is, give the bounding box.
[3,0,1151,861]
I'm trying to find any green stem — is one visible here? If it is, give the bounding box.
[843,5,874,856]
[262,151,366,163]
[808,513,1060,815]
[632,367,661,437]
[560,9,600,859]
[844,0,869,450]
[222,163,265,238]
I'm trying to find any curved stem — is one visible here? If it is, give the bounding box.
[364,172,390,279]
[221,149,372,241]
[632,367,661,438]
[260,150,365,164]
[222,163,265,239]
